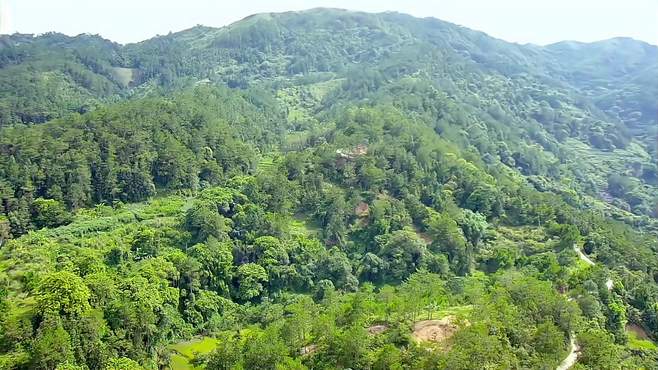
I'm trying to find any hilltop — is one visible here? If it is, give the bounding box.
[0,8,657,370]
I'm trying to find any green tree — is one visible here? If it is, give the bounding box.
[465,185,499,217]
[105,357,144,370]
[235,263,268,301]
[373,344,403,370]
[426,211,470,275]
[55,363,84,370]
[375,227,427,282]
[36,271,91,318]
[31,319,74,370]
[188,238,234,295]
[532,321,565,363]
[185,201,229,243]
[31,198,73,229]
[577,329,621,370]
[206,332,243,370]
[317,247,358,291]
[444,323,518,370]
[459,209,487,248]
[242,327,289,370]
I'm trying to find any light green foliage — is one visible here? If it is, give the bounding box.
[0,8,656,370]
[36,271,91,318]
[169,337,219,370]
[459,209,488,248]
[627,330,657,351]
[55,362,85,370]
[400,270,449,321]
[31,198,73,229]
[105,357,145,370]
[577,329,622,370]
[235,263,268,301]
[442,323,519,370]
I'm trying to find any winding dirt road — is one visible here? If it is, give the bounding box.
[557,245,613,369]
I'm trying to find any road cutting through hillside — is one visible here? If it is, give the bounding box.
[557,245,613,370]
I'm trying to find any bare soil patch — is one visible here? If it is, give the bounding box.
[412,316,459,343]
[367,324,388,335]
[627,323,650,340]
[300,344,318,356]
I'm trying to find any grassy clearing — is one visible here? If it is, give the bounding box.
[170,337,219,358]
[169,337,219,370]
[170,353,194,370]
[628,332,657,351]
[307,78,344,100]
[493,226,550,255]
[417,305,474,321]
[290,214,321,237]
[36,196,187,241]
[257,154,278,174]
[567,139,651,187]
[110,67,135,87]
[627,328,657,351]
[437,305,473,318]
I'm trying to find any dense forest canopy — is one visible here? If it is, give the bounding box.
[0,7,657,370]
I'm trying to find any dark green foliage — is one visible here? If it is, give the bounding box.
[0,8,656,370]
[30,319,74,370]
[0,86,278,236]
[31,198,72,229]
[374,227,427,282]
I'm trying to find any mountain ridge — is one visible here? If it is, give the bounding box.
[0,8,656,222]
[3,7,656,47]
[1,7,658,370]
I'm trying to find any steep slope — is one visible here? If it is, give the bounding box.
[0,33,131,125]
[545,38,658,151]
[1,9,655,220]
[2,85,657,369]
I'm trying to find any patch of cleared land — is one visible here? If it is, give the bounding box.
[412,316,459,344]
[300,344,318,356]
[169,337,219,370]
[111,67,136,87]
[289,214,321,237]
[626,324,657,351]
[367,324,388,335]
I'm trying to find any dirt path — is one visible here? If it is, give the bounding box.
[573,244,613,289]
[574,244,595,266]
[556,334,579,370]
[558,245,613,369]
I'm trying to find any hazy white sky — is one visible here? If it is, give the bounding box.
[0,0,656,45]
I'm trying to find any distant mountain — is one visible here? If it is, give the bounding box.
[3,10,656,128]
[544,38,658,145]
[2,9,658,370]
[0,8,656,218]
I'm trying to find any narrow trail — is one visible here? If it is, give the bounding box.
[557,245,613,370]
[556,335,579,370]
[574,244,595,266]
[573,244,613,288]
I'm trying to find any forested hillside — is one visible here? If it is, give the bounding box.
[0,8,657,370]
